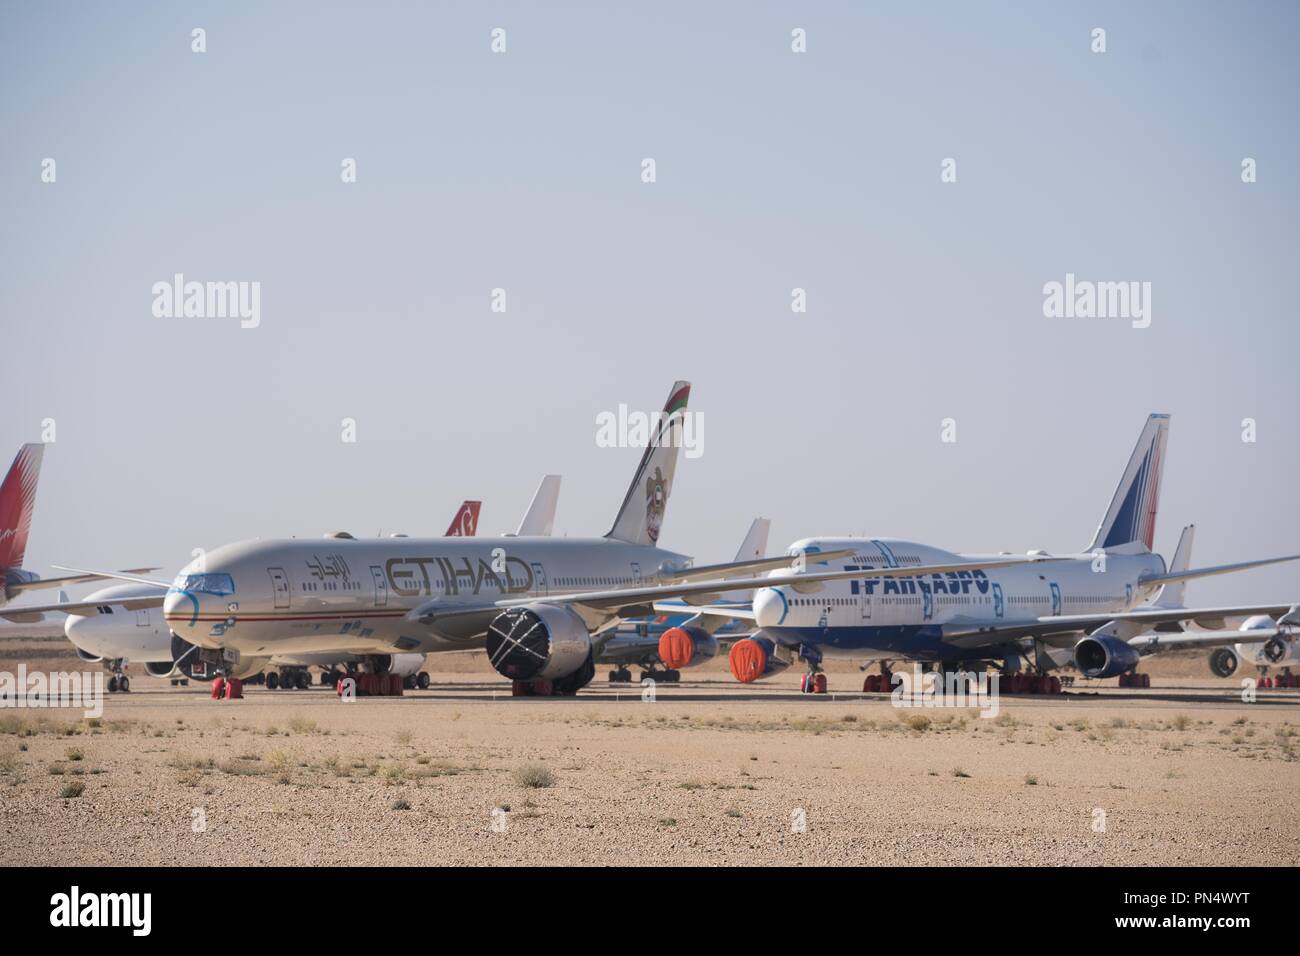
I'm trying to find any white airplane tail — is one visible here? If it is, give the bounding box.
[733,517,770,563]
[1087,413,1169,553]
[605,381,691,547]
[1154,524,1194,608]
[516,475,562,536]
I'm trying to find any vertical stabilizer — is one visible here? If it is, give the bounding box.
[0,443,44,570]
[605,381,691,546]
[1087,414,1169,553]
[516,475,561,536]
[1154,524,1194,608]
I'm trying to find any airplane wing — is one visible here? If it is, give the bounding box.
[407,555,1063,633]
[50,565,173,589]
[1138,553,1300,587]
[653,601,758,622]
[942,602,1300,649]
[1127,628,1284,653]
[7,567,161,595]
[656,548,856,584]
[0,593,166,623]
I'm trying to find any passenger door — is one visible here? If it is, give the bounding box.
[268,568,290,609]
[370,565,387,607]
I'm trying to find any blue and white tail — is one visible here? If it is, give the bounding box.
[1087,414,1169,553]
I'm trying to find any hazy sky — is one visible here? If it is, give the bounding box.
[2,2,1297,606]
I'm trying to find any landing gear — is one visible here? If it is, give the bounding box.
[798,644,827,694]
[862,662,893,693]
[1118,672,1151,688]
[514,654,596,697]
[416,671,430,689]
[104,660,131,693]
[639,668,680,683]
[800,672,828,694]
[607,666,633,683]
[107,674,131,693]
[268,667,310,690]
[1003,672,1063,694]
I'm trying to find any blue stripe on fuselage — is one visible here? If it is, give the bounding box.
[766,625,1008,662]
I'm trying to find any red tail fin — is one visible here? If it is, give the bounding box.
[0,444,44,570]
[445,501,481,537]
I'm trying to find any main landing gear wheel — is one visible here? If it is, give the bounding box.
[294,670,310,690]
[416,671,430,690]
[800,673,828,694]
[266,671,280,690]
[608,667,633,683]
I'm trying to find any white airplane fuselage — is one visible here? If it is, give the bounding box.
[164,536,691,660]
[751,538,1166,662]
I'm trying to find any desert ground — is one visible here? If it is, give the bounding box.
[1,627,1297,866]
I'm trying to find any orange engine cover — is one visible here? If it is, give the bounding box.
[657,627,697,669]
[729,638,768,683]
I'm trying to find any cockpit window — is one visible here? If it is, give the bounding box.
[171,573,236,596]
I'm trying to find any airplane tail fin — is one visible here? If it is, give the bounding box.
[516,475,561,536]
[445,501,481,537]
[605,381,691,546]
[733,517,771,563]
[1154,524,1194,608]
[1087,414,1169,553]
[0,443,44,570]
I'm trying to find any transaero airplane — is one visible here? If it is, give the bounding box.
[37,382,1051,696]
[684,415,1300,692]
[8,483,560,692]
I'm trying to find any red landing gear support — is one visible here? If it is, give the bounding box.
[1117,672,1151,688]
[1003,673,1063,695]
[799,673,828,694]
[862,664,894,693]
[210,677,244,700]
[335,673,404,697]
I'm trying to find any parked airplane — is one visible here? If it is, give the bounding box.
[20,482,561,692]
[0,443,155,616]
[45,382,1052,696]
[678,414,1300,693]
[1084,523,1300,684]
[599,517,768,682]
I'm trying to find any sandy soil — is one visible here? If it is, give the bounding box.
[1,629,1297,866]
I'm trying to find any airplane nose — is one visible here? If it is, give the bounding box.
[163,588,201,633]
[753,587,788,628]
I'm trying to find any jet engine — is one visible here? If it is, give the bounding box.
[728,635,789,683]
[657,626,719,670]
[74,647,102,664]
[1208,647,1238,678]
[486,604,593,685]
[1074,634,1141,679]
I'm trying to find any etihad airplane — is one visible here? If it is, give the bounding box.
[677,415,1300,692]
[46,382,1051,696]
[18,482,562,692]
[0,443,155,616]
